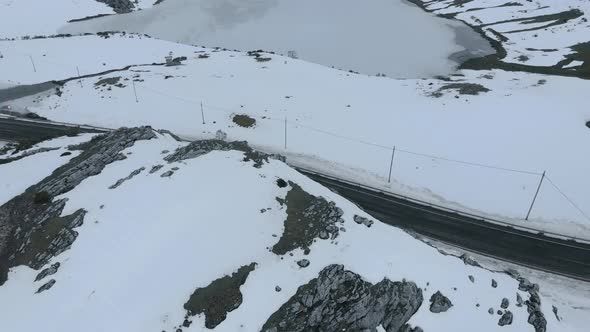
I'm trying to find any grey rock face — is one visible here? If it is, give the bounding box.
[165,140,284,168]
[160,170,174,178]
[108,167,145,189]
[35,262,61,282]
[0,127,155,285]
[525,290,547,332]
[36,279,56,294]
[297,259,310,268]
[429,291,453,313]
[468,275,475,283]
[498,311,513,326]
[353,215,374,227]
[261,265,423,332]
[501,297,509,309]
[491,279,497,288]
[516,293,524,307]
[400,324,424,332]
[95,0,135,14]
[488,308,494,315]
[149,165,163,174]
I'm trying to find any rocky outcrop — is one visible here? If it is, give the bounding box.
[518,278,547,332]
[108,167,145,189]
[0,127,156,285]
[429,291,453,313]
[183,263,257,329]
[353,215,374,228]
[498,310,513,326]
[165,140,284,168]
[95,0,135,14]
[261,264,423,332]
[272,182,344,255]
[34,262,61,282]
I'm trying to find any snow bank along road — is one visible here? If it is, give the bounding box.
[2,117,589,281]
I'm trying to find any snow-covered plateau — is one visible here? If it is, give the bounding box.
[0,0,589,331]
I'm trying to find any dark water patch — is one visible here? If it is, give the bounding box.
[183,262,256,329]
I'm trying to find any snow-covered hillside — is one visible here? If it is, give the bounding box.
[1,33,588,238]
[0,128,568,331]
[0,0,159,39]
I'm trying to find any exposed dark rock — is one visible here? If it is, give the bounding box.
[261,265,423,332]
[36,279,56,293]
[431,83,490,97]
[492,279,498,288]
[109,167,145,189]
[429,291,453,313]
[586,121,590,129]
[165,140,284,168]
[525,289,547,332]
[498,311,513,326]
[275,286,282,292]
[232,114,256,128]
[353,215,374,228]
[400,324,424,332]
[501,297,510,309]
[516,293,524,307]
[552,305,561,321]
[0,127,156,285]
[149,165,164,174]
[297,259,310,268]
[95,0,135,14]
[518,278,539,292]
[183,262,256,329]
[35,262,60,282]
[94,76,122,88]
[60,152,72,157]
[488,308,494,315]
[33,191,51,204]
[498,310,503,315]
[160,170,174,178]
[276,178,287,188]
[272,182,344,255]
[468,275,475,283]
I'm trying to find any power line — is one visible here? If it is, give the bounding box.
[545,175,590,223]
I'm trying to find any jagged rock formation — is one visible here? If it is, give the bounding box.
[165,140,284,168]
[429,291,453,313]
[95,0,135,14]
[0,127,156,285]
[518,278,547,332]
[498,311,513,326]
[261,264,423,332]
[108,167,145,189]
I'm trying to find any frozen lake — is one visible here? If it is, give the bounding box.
[62,0,493,78]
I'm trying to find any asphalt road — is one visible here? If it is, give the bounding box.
[0,117,104,142]
[299,170,590,281]
[2,117,589,281]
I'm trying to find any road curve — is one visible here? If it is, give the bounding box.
[1,117,589,281]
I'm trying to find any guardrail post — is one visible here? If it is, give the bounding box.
[526,171,545,220]
[388,146,396,183]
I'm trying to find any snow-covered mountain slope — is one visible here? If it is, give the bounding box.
[1,33,588,237]
[0,128,568,331]
[409,0,590,77]
[0,0,159,39]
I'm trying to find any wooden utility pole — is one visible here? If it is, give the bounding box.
[388,146,396,183]
[29,55,36,72]
[526,171,546,220]
[200,102,206,125]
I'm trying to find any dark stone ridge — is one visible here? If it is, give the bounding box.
[516,277,546,332]
[183,263,256,329]
[165,140,284,168]
[297,259,310,268]
[353,215,374,228]
[468,275,475,283]
[36,279,56,294]
[492,279,498,288]
[501,297,510,309]
[429,291,453,313]
[160,170,174,178]
[0,127,156,285]
[108,167,145,189]
[261,265,423,332]
[272,182,344,255]
[516,293,524,307]
[34,262,61,282]
[498,311,513,326]
[552,305,561,321]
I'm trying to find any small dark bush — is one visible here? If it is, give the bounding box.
[232,114,256,128]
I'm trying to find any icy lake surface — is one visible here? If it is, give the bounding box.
[62,0,493,78]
